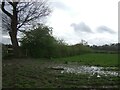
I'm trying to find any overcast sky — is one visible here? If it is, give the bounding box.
[46,0,119,45]
[1,0,119,45]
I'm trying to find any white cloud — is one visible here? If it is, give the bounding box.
[2,36,11,44]
[47,0,119,45]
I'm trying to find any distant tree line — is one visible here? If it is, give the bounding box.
[90,43,120,54]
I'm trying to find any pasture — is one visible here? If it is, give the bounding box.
[54,53,118,67]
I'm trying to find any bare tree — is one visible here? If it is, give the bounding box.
[1,0,51,57]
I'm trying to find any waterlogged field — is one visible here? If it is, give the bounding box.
[2,53,119,88]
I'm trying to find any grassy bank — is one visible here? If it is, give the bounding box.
[54,53,118,67]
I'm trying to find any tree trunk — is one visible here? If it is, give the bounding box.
[9,32,21,57]
[9,7,21,58]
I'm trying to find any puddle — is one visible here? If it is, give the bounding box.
[51,65,119,77]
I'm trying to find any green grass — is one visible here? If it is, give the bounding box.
[2,53,119,88]
[3,58,119,88]
[54,53,118,67]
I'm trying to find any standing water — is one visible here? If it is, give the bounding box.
[51,65,119,77]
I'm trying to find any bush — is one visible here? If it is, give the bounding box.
[20,24,57,58]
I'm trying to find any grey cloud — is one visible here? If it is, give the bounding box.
[71,22,93,33]
[51,1,70,11]
[97,26,116,34]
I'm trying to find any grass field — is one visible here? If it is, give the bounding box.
[2,53,119,88]
[54,53,118,67]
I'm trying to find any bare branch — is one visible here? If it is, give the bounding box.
[17,1,51,29]
[6,0,14,6]
[2,1,51,31]
[17,2,32,12]
[2,13,11,31]
[1,1,12,18]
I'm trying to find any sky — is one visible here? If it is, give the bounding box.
[46,0,119,45]
[1,0,120,45]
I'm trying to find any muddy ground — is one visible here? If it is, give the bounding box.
[2,58,120,88]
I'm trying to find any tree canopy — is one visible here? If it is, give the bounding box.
[20,24,57,58]
[1,0,51,57]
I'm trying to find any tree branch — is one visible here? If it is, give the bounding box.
[7,1,14,7]
[1,1,12,18]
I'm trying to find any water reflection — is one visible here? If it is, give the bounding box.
[52,65,119,77]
